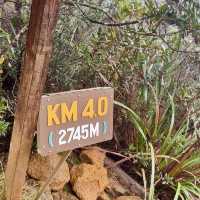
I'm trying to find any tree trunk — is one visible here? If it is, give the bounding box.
[5,1,60,200]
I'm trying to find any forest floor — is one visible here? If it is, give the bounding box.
[0,148,144,200]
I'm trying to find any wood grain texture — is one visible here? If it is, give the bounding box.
[105,158,145,198]
[5,1,60,200]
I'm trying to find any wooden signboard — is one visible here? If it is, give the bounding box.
[37,87,114,155]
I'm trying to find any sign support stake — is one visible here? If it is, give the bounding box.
[34,151,71,200]
[5,1,60,200]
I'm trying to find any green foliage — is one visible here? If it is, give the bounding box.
[48,2,200,197]
[115,0,133,19]
[0,99,8,136]
[0,2,30,136]
[0,0,200,199]
[115,91,200,199]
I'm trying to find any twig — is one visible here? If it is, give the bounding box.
[64,2,200,39]
[73,1,149,27]
[65,1,116,22]
[109,157,131,167]
[83,146,128,158]
[159,35,200,54]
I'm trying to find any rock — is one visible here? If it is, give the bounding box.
[70,163,109,200]
[62,192,79,200]
[115,196,142,200]
[38,183,53,200]
[107,177,129,195]
[80,148,105,166]
[23,179,53,200]
[74,181,99,200]
[52,192,61,200]
[98,192,111,200]
[27,153,70,191]
[39,190,54,200]
[52,191,79,200]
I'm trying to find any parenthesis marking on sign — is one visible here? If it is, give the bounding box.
[48,132,54,147]
[102,121,107,134]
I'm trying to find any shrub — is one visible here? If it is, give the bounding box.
[115,90,200,199]
[0,99,8,136]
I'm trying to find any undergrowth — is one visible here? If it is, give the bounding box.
[0,0,200,199]
[0,168,40,200]
[0,99,8,136]
[115,91,200,199]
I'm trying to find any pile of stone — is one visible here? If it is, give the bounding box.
[27,148,142,200]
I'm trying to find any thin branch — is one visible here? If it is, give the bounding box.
[73,1,150,27]
[61,0,200,53]
[159,35,200,54]
[65,1,116,22]
[65,1,200,37]
[4,0,17,3]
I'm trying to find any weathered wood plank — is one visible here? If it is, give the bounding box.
[5,1,60,200]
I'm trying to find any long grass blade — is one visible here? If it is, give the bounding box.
[149,143,155,200]
[114,100,148,141]
[174,182,181,200]
[142,168,147,200]
[161,95,175,154]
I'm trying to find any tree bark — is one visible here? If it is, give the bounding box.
[5,1,60,200]
[105,158,145,198]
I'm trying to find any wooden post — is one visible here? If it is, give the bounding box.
[5,1,59,200]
